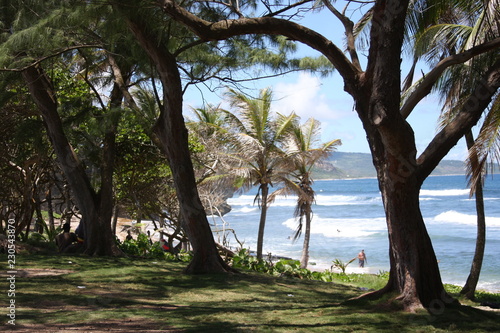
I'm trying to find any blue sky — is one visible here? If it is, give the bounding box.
[183,8,471,161]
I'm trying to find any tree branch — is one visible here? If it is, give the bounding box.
[322,0,362,70]
[157,0,361,88]
[401,37,500,119]
[107,52,139,110]
[0,45,103,72]
[416,59,500,183]
[263,0,315,18]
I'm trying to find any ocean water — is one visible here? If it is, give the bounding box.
[210,174,500,293]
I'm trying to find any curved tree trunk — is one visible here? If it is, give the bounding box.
[152,67,234,273]
[460,130,486,300]
[121,10,235,273]
[380,170,449,310]
[22,65,121,256]
[256,184,270,260]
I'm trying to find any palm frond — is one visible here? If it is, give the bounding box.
[415,24,472,65]
[466,96,500,192]
[353,8,373,53]
[275,112,299,141]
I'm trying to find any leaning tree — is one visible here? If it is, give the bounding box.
[112,0,332,272]
[404,0,499,299]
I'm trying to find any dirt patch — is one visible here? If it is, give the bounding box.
[4,319,181,332]
[473,305,500,312]
[0,268,73,277]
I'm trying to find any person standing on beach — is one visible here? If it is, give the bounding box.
[358,250,367,268]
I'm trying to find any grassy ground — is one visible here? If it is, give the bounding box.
[1,254,499,332]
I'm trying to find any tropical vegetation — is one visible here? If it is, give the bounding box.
[1,0,499,320]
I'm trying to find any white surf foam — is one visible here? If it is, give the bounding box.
[432,210,500,227]
[420,189,469,196]
[282,215,387,238]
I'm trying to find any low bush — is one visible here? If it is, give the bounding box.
[231,248,388,289]
[117,233,193,262]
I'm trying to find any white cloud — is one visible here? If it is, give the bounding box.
[272,73,348,122]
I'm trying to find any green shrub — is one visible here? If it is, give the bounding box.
[118,233,166,259]
[231,248,389,289]
[117,233,193,262]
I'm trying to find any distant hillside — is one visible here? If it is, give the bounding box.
[312,152,496,179]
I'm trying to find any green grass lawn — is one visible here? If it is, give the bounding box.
[1,254,499,332]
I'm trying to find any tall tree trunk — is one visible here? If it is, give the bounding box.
[300,205,312,269]
[22,65,120,256]
[256,184,269,260]
[350,0,454,310]
[355,92,454,310]
[380,170,449,310]
[152,80,233,273]
[460,130,486,300]
[83,83,122,256]
[121,11,235,273]
[64,184,72,226]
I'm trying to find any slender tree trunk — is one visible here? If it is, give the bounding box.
[153,96,233,272]
[17,165,35,238]
[300,205,311,269]
[46,188,55,233]
[256,184,269,260]
[62,185,70,225]
[34,193,44,234]
[112,205,119,235]
[461,131,486,300]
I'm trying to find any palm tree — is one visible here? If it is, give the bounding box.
[404,0,500,299]
[270,117,341,269]
[223,87,296,260]
[187,104,240,223]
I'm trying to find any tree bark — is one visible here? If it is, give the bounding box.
[120,8,235,273]
[17,163,35,239]
[83,82,122,256]
[46,188,55,232]
[300,205,311,269]
[112,205,119,235]
[256,184,269,260]
[460,131,486,300]
[22,65,121,256]
[348,0,458,310]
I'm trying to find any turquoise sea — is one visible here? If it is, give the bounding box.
[210,174,500,293]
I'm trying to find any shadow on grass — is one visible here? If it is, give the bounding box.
[6,254,499,332]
